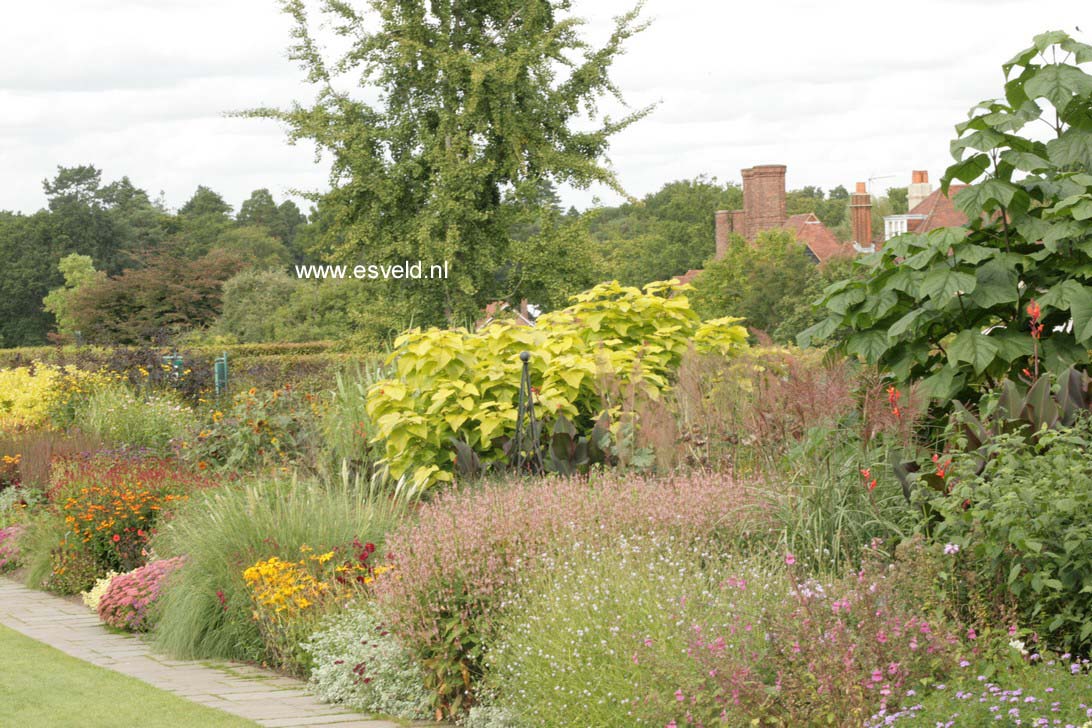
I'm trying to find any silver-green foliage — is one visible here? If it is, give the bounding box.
[303,601,431,720]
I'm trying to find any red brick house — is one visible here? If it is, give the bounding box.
[676,167,969,286]
[677,164,855,284]
[882,170,967,241]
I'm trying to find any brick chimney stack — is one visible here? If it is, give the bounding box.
[741,164,787,241]
[850,181,872,248]
[714,210,731,260]
[907,170,932,211]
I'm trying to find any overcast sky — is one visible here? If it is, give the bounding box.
[1,0,1088,217]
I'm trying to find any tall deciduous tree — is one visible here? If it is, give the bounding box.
[248,0,653,327]
[42,254,106,338]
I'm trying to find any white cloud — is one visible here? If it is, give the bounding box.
[0,0,1088,216]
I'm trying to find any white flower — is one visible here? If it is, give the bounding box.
[943,543,960,555]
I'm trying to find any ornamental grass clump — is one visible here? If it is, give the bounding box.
[373,471,770,718]
[152,477,399,670]
[97,557,185,631]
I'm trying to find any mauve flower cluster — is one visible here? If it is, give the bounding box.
[97,557,186,631]
[867,654,1092,727]
[0,524,25,572]
[373,471,769,711]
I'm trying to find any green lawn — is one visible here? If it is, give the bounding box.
[0,624,257,727]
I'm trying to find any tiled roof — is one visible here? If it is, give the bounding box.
[907,185,968,233]
[783,213,854,263]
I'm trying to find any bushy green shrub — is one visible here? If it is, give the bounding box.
[152,478,398,667]
[367,280,749,490]
[930,417,1092,653]
[303,601,432,720]
[75,385,195,453]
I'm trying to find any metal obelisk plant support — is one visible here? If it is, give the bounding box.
[513,351,544,474]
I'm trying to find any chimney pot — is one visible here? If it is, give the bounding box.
[908,170,933,211]
[740,164,787,241]
[714,210,731,260]
[850,184,872,247]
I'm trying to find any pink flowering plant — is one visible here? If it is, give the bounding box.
[373,471,771,718]
[0,524,25,573]
[488,536,972,727]
[97,556,185,631]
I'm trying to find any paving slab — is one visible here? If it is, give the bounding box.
[1,576,437,727]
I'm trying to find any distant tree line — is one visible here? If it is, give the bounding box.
[1,164,904,349]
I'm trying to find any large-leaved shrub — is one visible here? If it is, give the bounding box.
[366,280,749,489]
[802,32,1092,404]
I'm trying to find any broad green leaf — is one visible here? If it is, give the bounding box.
[945,153,990,184]
[1025,63,1092,112]
[1069,285,1092,344]
[971,260,1020,308]
[951,130,1005,157]
[845,330,889,362]
[903,247,942,270]
[920,268,977,302]
[954,179,1020,216]
[1000,149,1051,172]
[954,243,996,264]
[990,330,1033,363]
[1037,279,1088,310]
[919,366,963,401]
[797,316,840,348]
[887,308,931,339]
[1042,333,1090,374]
[826,287,867,315]
[948,329,1001,374]
[1046,128,1092,169]
[1041,219,1086,249]
[1033,30,1071,52]
[865,289,899,320]
[1061,36,1092,63]
[885,267,921,296]
[1073,199,1092,222]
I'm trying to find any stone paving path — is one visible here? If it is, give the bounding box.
[0,576,431,727]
